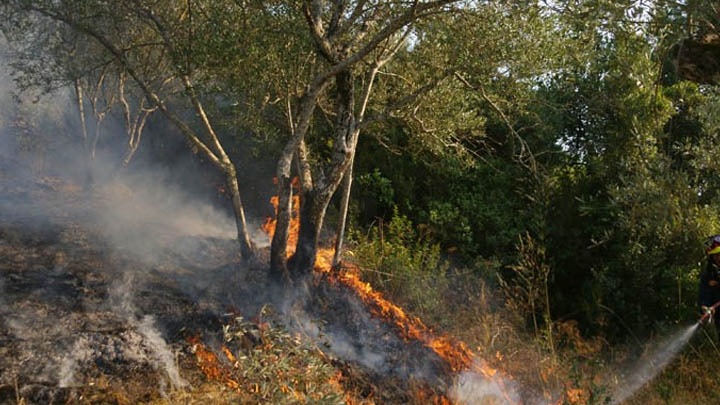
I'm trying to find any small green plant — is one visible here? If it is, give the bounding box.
[217,312,345,405]
[348,208,449,324]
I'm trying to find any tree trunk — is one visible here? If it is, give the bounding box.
[270,174,293,282]
[73,79,93,189]
[269,80,329,280]
[291,188,333,274]
[333,158,353,268]
[291,70,356,275]
[224,163,254,259]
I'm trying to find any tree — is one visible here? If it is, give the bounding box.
[0,0,255,258]
[529,4,712,336]
[265,0,460,281]
[0,0,465,280]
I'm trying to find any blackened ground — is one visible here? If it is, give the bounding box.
[0,177,454,404]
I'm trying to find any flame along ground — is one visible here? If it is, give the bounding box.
[259,185,519,403]
[188,184,528,404]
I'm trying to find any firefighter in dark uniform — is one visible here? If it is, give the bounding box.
[699,235,720,332]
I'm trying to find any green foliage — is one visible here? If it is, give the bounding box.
[525,17,717,338]
[220,314,344,405]
[348,209,450,323]
[355,168,395,218]
[352,129,532,266]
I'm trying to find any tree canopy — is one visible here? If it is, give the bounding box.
[2,0,720,341]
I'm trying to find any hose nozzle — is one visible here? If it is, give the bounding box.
[700,305,716,325]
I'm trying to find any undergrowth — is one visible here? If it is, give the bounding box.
[345,212,720,404]
[186,312,345,405]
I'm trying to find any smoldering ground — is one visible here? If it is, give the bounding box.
[0,49,476,404]
[0,49,274,402]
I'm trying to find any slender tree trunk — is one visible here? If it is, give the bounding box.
[91,117,103,161]
[224,163,254,259]
[121,110,150,167]
[333,158,353,267]
[74,79,93,189]
[270,174,293,282]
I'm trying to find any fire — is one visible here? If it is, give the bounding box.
[186,335,240,390]
[261,177,300,256]
[321,258,475,373]
[263,183,519,402]
[413,385,454,405]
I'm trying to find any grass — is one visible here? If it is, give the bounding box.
[340,216,720,404]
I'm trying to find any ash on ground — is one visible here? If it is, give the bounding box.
[0,176,458,404]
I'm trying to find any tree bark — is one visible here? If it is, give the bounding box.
[290,70,356,275]
[333,158,353,268]
[225,164,254,259]
[270,174,293,282]
[270,80,329,279]
[74,79,93,189]
[291,188,327,274]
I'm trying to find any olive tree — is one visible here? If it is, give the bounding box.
[1,0,486,282]
[0,0,256,257]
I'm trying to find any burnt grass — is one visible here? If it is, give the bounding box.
[0,177,454,404]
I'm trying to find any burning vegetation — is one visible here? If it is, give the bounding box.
[257,182,524,404]
[0,166,513,405]
[0,166,534,405]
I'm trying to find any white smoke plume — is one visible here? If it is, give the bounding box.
[110,274,189,391]
[135,314,188,391]
[58,339,84,388]
[448,365,522,405]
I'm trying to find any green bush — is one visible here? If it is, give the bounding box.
[348,209,450,324]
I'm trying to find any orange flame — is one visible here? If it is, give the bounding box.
[261,178,300,256]
[187,335,240,390]
[263,187,518,402]
[413,385,453,405]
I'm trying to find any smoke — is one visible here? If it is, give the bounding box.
[448,363,522,405]
[110,274,189,391]
[0,44,267,397]
[58,339,84,388]
[136,315,188,391]
[51,275,192,391]
[283,281,448,384]
[90,171,237,263]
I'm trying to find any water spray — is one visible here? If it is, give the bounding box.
[610,299,720,404]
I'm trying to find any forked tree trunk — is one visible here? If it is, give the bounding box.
[290,70,356,275]
[269,81,328,281]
